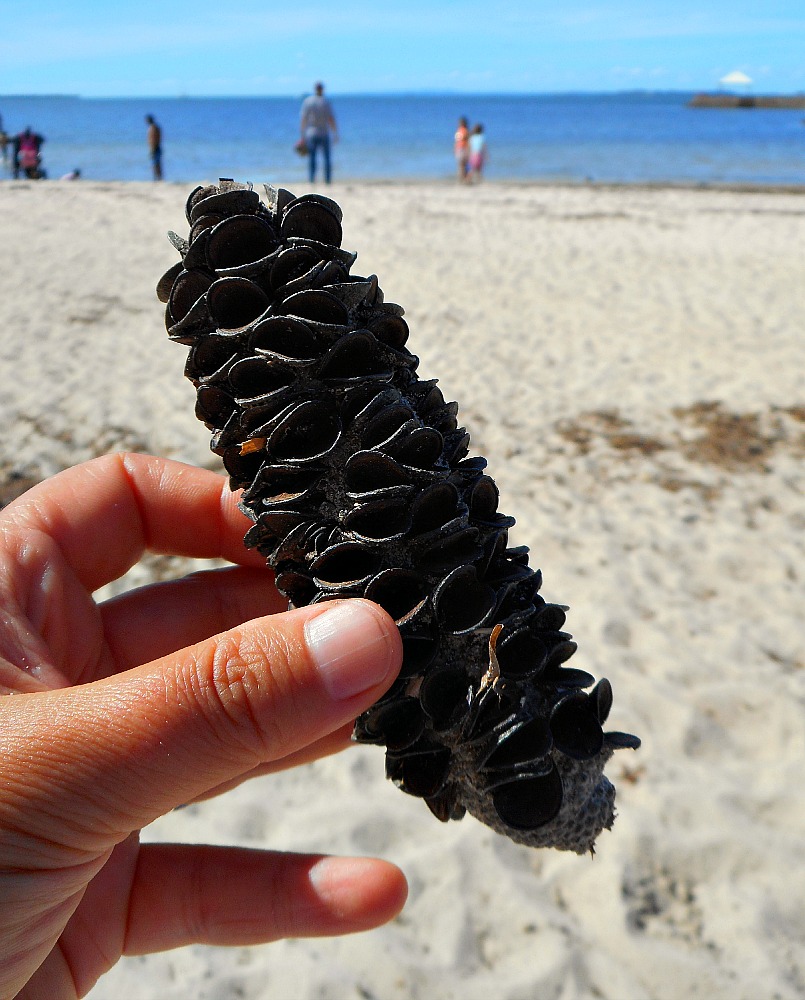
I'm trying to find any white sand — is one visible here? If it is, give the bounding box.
[1,178,804,999]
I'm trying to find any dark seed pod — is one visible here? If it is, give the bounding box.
[419,667,472,731]
[159,180,640,853]
[207,277,270,332]
[364,696,426,751]
[167,270,213,326]
[206,215,279,275]
[550,693,605,760]
[492,766,564,831]
[280,196,343,246]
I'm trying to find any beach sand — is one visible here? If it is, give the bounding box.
[1,178,804,1000]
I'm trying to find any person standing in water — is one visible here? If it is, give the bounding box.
[454,116,470,182]
[299,82,338,185]
[0,113,8,167]
[145,114,163,180]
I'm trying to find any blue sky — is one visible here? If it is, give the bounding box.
[2,0,803,97]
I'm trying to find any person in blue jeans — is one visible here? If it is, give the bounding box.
[300,82,339,184]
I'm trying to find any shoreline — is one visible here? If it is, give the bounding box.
[3,175,805,195]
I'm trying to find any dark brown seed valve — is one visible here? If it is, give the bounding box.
[158,179,641,853]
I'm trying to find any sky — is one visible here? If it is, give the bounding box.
[2,0,804,98]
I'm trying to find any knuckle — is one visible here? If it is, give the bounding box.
[182,850,215,942]
[185,627,301,758]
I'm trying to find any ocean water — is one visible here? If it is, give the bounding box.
[1,92,804,186]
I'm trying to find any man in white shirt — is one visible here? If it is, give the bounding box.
[299,82,339,184]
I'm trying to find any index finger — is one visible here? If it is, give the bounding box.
[1,452,266,593]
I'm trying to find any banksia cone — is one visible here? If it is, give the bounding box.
[158,180,639,853]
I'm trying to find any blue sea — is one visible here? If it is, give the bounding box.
[1,92,804,186]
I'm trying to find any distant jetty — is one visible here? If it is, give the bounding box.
[689,93,805,109]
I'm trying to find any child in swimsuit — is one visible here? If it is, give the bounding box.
[468,124,487,182]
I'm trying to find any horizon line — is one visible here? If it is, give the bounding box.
[6,86,805,101]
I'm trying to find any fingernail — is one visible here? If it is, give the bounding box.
[304,600,399,700]
[307,856,384,916]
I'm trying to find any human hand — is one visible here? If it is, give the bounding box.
[0,454,406,999]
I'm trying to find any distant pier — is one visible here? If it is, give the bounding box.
[689,93,805,109]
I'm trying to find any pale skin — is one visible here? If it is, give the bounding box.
[0,453,407,999]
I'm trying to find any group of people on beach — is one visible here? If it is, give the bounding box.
[2,97,489,186]
[0,110,162,181]
[298,92,490,187]
[0,115,47,179]
[454,116,487,182]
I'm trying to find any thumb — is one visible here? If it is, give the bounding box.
[1,599,401,858]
